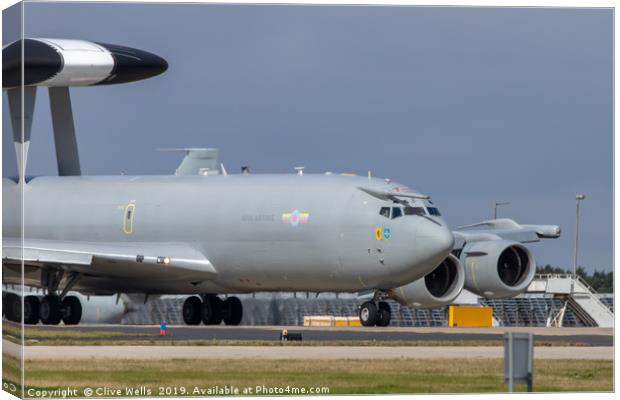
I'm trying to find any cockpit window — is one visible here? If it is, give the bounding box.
[404,206,426,216]
[391,207,403,219]
[427,207,441,216]
[382,206,431,219]
[379,207,390,219]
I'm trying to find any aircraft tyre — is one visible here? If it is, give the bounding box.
[183,296,202,325]
[61,296,82,325]
[222,296,243,325]
[359,301,378,327]
[5,293,21,322]
[24,295,40,325]
[376,301,391,327]
[40,295,62,325]
[201,295,223,325]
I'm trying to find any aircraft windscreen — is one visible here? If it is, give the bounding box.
[391,207,403,219]
[404,206,426,216]
[427,207,442,216]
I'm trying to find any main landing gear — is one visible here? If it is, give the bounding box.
[3,292,82,325]
[2,269,83,325]
[182,295,243,326]
[359,300,391,327]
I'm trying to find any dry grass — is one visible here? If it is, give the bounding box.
[3,324,149,340]
[2,355,612,396]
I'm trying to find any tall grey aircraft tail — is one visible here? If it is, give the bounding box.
[159,148,222,176]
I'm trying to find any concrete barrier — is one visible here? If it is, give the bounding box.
[303,316,361,327]
[448,305,493,327]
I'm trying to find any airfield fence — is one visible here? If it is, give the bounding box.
[121,293,608,327]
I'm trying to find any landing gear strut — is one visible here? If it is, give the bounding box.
[182,295,243,326]
[359,300,391,327]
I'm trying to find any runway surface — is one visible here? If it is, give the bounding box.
[3,340,613,360]
[11,323,614,346]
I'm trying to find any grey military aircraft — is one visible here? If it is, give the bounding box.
[2,38,561,327]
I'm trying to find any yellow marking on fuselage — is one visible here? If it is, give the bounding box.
[375,227,382,241]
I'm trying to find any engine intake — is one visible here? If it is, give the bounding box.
[388,254,465,309]
[460,240,535,298]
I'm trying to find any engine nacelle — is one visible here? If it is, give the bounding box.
[459,240,535,298]
[388,254,465,309]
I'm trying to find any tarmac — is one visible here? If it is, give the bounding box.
[2,324,614,360]
[8,323,614,346]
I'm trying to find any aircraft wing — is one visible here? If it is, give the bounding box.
[2,238,217,281]
[452,218,561,249]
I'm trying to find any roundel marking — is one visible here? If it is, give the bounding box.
[375,227,382,241]
[290,210,300,226]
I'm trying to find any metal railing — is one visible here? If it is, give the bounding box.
[534,273,600,295]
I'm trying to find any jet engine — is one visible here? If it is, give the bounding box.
[459,240,535,298]
[388,254,465,309]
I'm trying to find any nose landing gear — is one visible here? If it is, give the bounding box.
[359,300,391,327]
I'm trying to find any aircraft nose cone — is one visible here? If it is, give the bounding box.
[415,218,455,264]
[95,42,168,85]
[385,217,455,286]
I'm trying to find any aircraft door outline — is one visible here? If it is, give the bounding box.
[123,202,136,235]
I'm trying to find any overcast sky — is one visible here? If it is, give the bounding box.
[2,3,613,272]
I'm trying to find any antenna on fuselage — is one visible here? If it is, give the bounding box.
[3,38,168,179]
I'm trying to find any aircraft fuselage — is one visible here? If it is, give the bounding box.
[2,174,453,295]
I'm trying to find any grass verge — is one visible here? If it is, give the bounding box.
[3,324,150,340]
[2,355,612,396]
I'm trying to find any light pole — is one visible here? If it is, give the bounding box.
[573,194,586,288]
[494,201,511,219]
